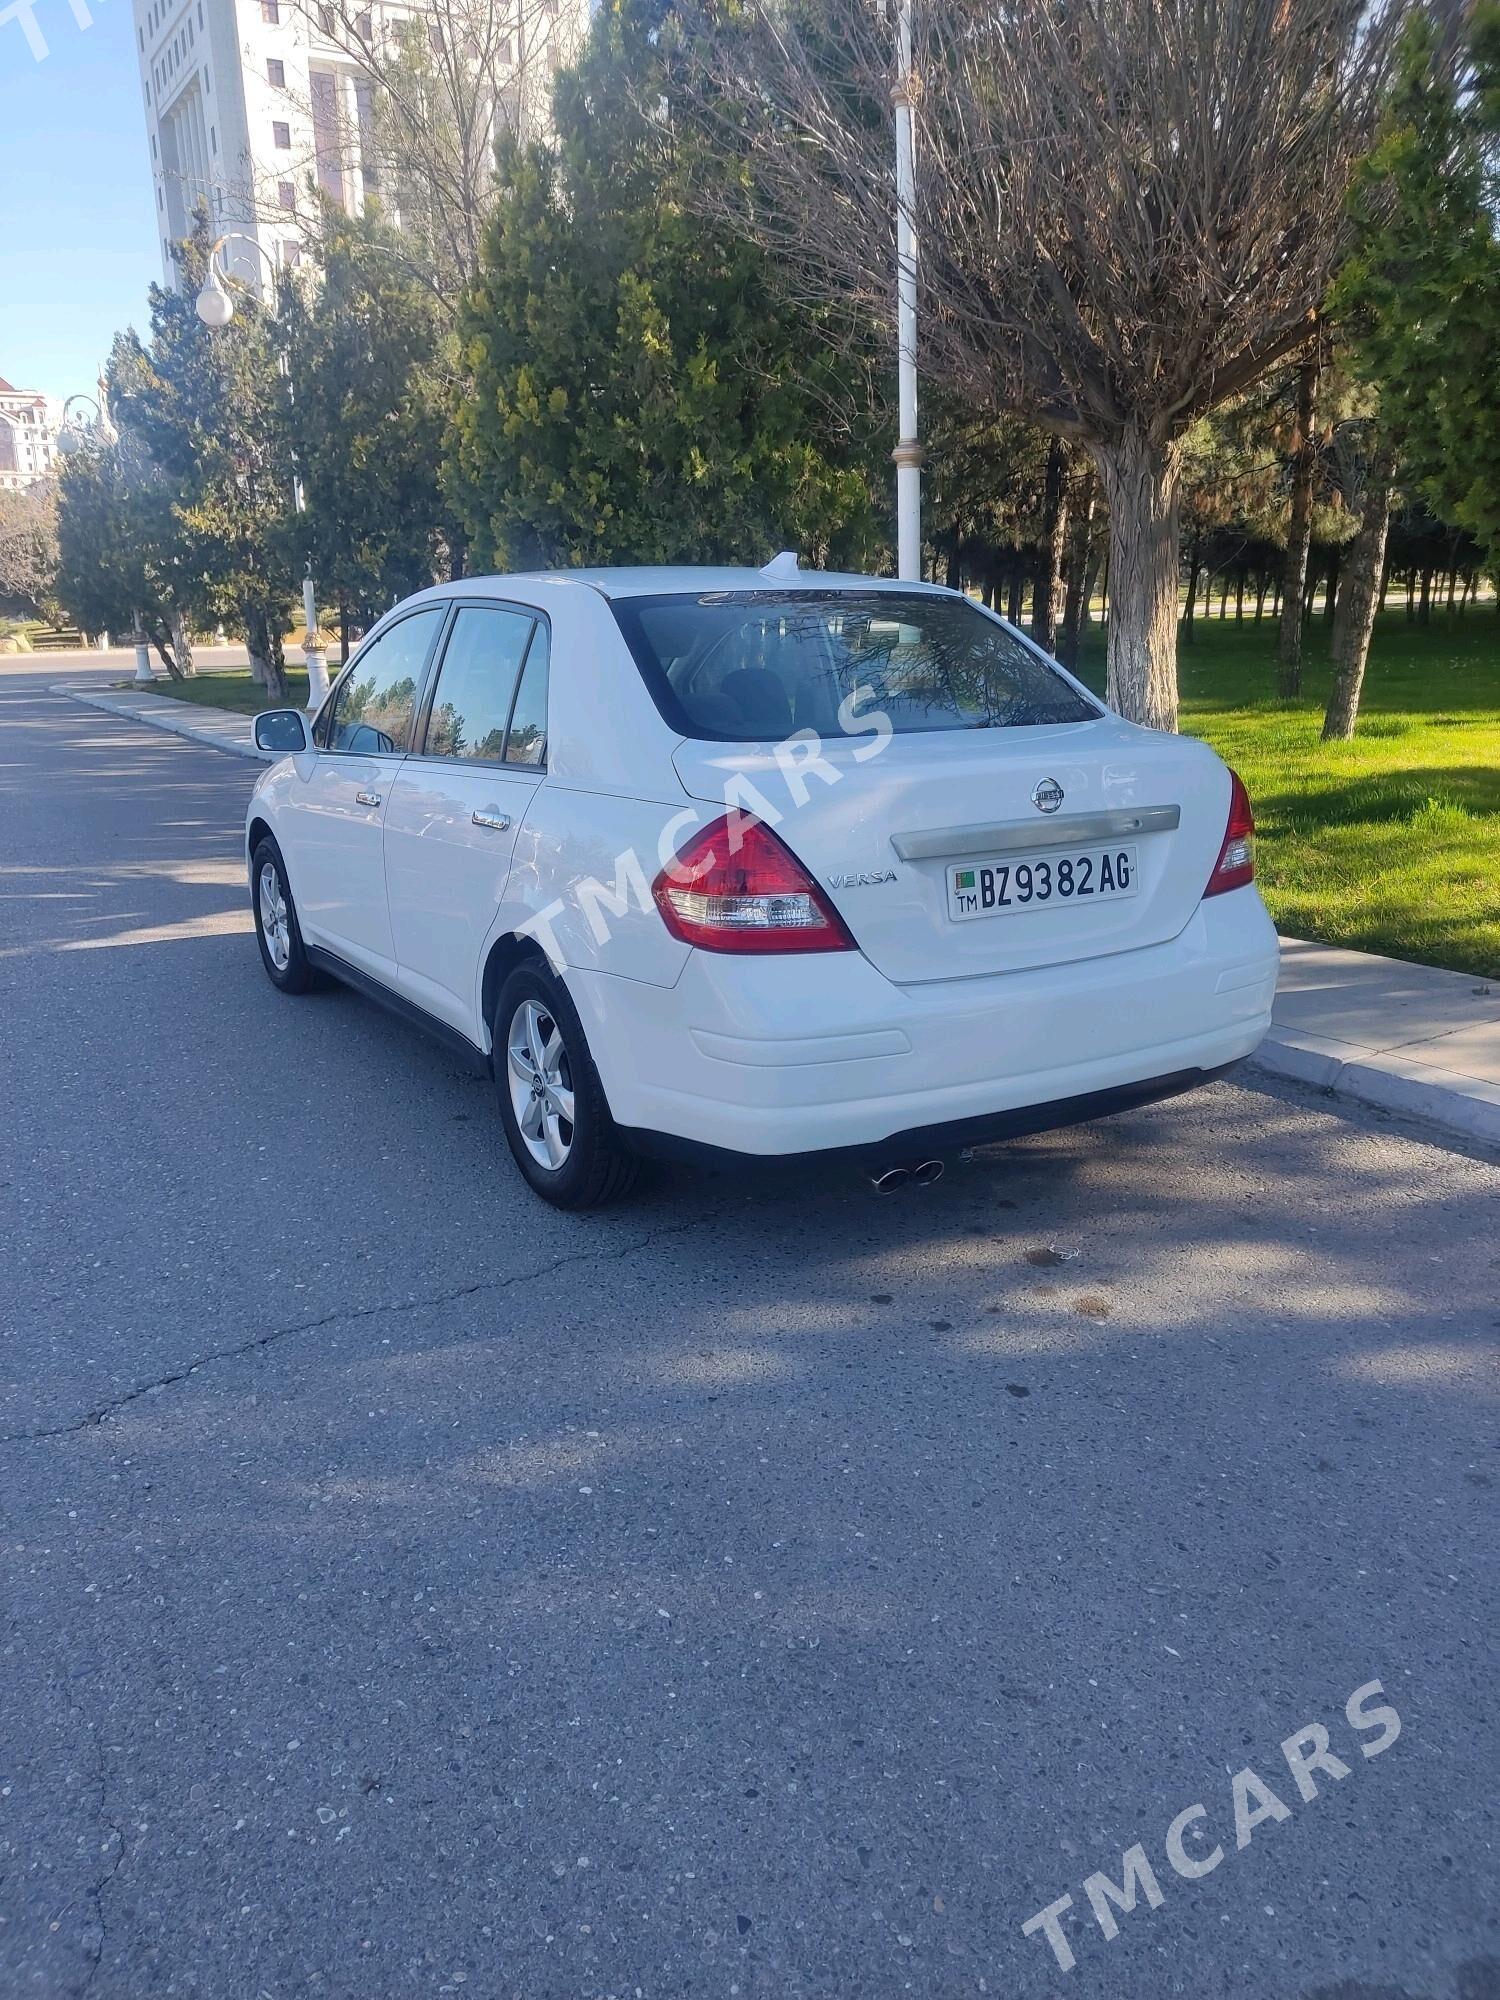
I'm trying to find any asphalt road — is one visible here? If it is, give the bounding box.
[2,664,1497,2000]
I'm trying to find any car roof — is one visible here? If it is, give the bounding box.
[449,565,953,603]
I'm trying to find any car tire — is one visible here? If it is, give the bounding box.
[251,836,316,995]
[493,960,641,1209]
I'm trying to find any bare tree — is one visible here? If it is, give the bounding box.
[1277,344,1323,696]
[1058,463,1098,670]
[678,0,1413,729]
[1031,437,1069,653]
[277,0,588,302]
[1323,431,1397,740]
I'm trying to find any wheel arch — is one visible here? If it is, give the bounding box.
[247,815,275,871]
[480,931,550,1048]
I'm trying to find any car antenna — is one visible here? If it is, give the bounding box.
[759,550,801,580]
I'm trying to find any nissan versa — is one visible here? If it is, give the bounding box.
[245,561,1279,1207]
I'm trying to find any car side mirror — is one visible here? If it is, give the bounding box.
[254,707,311,754]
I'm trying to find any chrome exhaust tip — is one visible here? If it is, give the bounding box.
[911,1158,944,1186]
[871,1165,911,1194]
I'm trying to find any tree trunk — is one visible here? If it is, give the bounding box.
[1091,431,1182,732]
[1006,565,1024,625]
[1059,468,1095,670]
[1445,568,1458,613]
[1277,352,1320,695]
[1418,566,1432,623]
[1324,548,1341,623]
[1235,571,1246,623]
[1323,441,1395,742]
[1084,551,1102,622]
[1182,547,1201,644]
[945,543,962,591]
[1255,578,1268,621]
[170,608,195,679]
[1218,575,1229,619]
[1032,439,1069,652]
[247,608,290,705]
[149,614,187,680]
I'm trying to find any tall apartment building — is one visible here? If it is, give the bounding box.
[0,379,60,493]
[134,0,585,294]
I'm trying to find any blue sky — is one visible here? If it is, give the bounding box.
[0,0,162,402]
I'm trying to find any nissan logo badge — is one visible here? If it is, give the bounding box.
[1032,777,1065,814]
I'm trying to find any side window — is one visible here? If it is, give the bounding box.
[422,606,534,762]
[318,608,442,754]
[504,622,549,767]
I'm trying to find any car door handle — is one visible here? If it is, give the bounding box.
[355,790,382,807]
[471,810,511,832]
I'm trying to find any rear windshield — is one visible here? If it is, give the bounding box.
[610,590,1100,742]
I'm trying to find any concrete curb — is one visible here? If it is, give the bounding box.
[53,683,273,764]
[1248,1029,1500,1149]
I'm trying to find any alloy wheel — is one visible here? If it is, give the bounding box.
[258,861,290,972]
[506,997,575,1171]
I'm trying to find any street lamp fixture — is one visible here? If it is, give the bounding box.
[56,391,114,458]
[195,268,235,329]
[193,232,329,709]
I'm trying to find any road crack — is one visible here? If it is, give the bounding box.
[78,1737,126,1997]
[1,1214,715,1447]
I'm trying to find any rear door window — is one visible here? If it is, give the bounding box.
[503,623,549,767]
[422,606,536,763]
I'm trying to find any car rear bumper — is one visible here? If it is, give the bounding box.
[566,888,1279,1160]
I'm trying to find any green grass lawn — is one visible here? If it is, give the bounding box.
[1074,610,1499,979]
[135,667,313,714]
[144,608,1499,978]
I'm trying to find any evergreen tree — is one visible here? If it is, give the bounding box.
[55,425,196,672]
[1339,3,1500,574]
[281,202,457,648]
[109,217,299,699]
[448,0,880,572]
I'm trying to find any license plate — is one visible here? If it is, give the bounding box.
[946,845,1139,921]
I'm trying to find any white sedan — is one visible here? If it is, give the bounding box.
[246,561,1278,1207]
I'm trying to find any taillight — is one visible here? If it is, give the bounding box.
[652,814,856,953]
[1204,770,1255,897]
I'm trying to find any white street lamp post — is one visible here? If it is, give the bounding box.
[195,232,330,711]
[892,0,921,581]
[131,614,155,686]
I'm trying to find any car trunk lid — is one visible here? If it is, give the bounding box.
[671,719,1233,985]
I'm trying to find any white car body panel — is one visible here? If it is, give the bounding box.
[275,744,402,980]
[671,718,1234,985]
[247,564,1279,1162]
[383,756,541,1034]
[567,890,1276,1155]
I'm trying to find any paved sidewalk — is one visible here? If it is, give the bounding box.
[1252,938,1499,1147]
[53,677,1500,1151]
[54,677,272,762]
